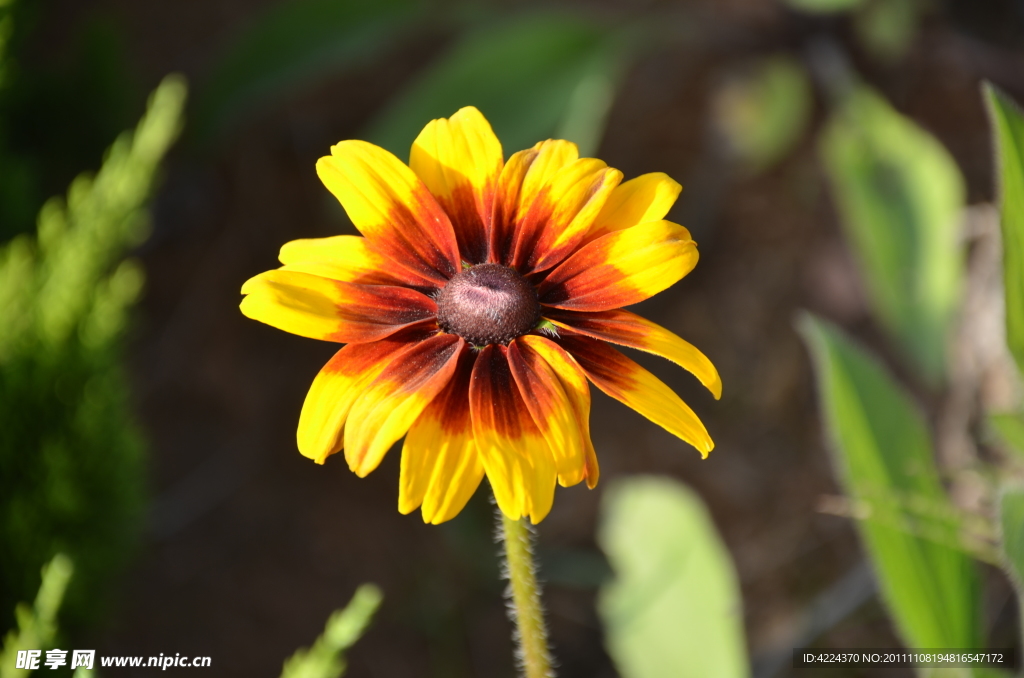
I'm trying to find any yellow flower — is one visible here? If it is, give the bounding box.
[240,107,720,524]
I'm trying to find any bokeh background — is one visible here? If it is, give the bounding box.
[3,0,1024,676]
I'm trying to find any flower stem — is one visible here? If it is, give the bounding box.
[499,511,554,678]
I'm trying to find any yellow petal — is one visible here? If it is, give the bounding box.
[490,140,579,266]
[297,334,429,463]
[316,140,460,284]
[344,336,463,476]
[585,172,681,243]
[410,106,503,264]
[539,220,698,311]
[278,235,414,287]
[513,158,623,273]
[560,335,714,457]
[546,308,722,399]
[400,435,484,524]
[508,338,587,487]
[398,347,484,523]
[240,269,435,342]
[518,334,599,488]
[469,345,556,524]
[518,139,580,205]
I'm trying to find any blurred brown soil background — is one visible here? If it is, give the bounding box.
[22,0,1024,676]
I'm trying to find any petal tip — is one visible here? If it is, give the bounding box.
[240,272,268,295]
[710,376,723,400]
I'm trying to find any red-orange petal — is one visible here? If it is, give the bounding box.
[344,335,464,476]
[558,334,714,457]
[537,220,697,311]
[489,140,578,266]
[278,234,427,289]
[399,347,484,524]
[410,107,503,265]
[516,335,599,488]
[509,336,594,488]
[545,308,722,399]
[469,345,556,523]
[297,324,437,463]
[241,269,438,343]
[511,158,622,274]
[316,140,461,285]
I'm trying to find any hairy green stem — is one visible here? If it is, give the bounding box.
[499,511,554,678]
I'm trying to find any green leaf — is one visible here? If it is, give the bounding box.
[798,313,980,648]
[598,476,749,678]
[0,75,184,632]
[0,554,73,678]
[367,12,628,158]
[984,84,1024,378]
[195,0,421,142]
[820,85,965,383]
[714,55,812,174]
[1001,487,1024,591]
[279,584,383,678]
[988,411,1024,460]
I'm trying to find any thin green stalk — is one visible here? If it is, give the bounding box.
[499,511,553,678]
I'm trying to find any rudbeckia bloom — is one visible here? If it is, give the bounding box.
[241,107,720,524]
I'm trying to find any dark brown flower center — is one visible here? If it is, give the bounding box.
[436,264,540,346]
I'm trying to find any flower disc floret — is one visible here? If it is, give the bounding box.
[436,264,540,346]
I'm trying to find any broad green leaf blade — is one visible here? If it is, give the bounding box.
[1001,487,1024,591]
[798,313,980,649]
[366,12,628,158]
[984,84,1024,377]
[820,86,965,383]
[195,0,421,142]
[598,476,749,678]
[714,55,812,174]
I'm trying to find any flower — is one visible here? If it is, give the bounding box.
[240,107,721,524]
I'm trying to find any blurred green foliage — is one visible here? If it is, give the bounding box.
[989,412,1024,461]
[1001,489,1024,594]
[714,55,811,174]
[0,559,380,678]
[0,76,185,632]
[196,4,634,159]
[986,84,1024,655]
[195,0,422,142]
[279,585,383,678]
[821,85,964,384]
[854,0,922,62]
[782,0,865,14]
[0,554,72,678]
[368,12,630,158]
[799,315,980,649]
[0,0,141,243]
[598,476,748,678]
[985,85,1024,377]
